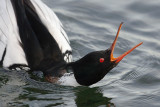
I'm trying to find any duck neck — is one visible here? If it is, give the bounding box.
[43,62,76,83]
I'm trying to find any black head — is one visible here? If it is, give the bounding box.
[69,22,143,86]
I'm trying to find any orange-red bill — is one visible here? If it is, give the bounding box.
[110,22,143,63]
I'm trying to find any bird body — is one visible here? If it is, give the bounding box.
[0,0,142,86]
[0,0,72,68]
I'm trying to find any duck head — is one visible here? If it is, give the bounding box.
[69,22,143,86]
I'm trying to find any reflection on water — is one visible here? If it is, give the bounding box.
[74,87,114,107]
[1,0,160,106]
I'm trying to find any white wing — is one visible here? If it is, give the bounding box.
[0,0,72,68]
[30,0,72,63]
[0,0,27,67]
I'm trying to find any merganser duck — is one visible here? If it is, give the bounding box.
[0,0,142,86]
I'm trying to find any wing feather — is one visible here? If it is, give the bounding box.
[30,0,72,62]
[0,0,27,67]
[0,0,72,69]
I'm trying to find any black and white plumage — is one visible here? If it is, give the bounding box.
[0,0,142,86]
[0,0,72,69]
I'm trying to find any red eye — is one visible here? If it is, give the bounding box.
[99,58,104,63]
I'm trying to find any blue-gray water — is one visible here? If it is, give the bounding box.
[1,0,160,107]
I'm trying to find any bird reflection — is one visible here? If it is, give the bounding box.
[74,87,115,107]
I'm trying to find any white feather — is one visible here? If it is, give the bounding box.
[30,0,72,62]
[0,0,72,68]
[0,0,27,67]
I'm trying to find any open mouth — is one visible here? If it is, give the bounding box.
[110,22,143,63]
